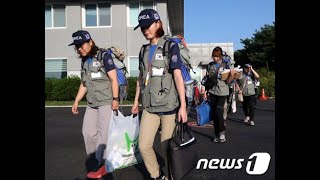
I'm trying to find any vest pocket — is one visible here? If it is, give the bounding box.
[149,75,173,107]
[150,90,170,106]
[244,84,255,96]
[95,86,111,101]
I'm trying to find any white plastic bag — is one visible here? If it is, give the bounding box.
[231,92,237,113]
[105,110,142,172]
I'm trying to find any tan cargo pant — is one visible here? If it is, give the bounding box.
[138,109,176,178]
[82,105,112,164]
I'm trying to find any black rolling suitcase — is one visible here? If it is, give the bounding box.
[167,122,197,180]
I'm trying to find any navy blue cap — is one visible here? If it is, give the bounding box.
[68,30,91,46]
[134,9,160,30]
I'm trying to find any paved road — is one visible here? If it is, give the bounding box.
[45,99,275,180]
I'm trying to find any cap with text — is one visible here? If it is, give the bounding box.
[134,9,160,30]
[68,30,91,46]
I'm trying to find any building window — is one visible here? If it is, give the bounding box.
[128,57,139,77]
[190,67,202,83]
[45,4,66,28]
[84,3,111,27]
[45,59,67,79]
[129,1,154,26]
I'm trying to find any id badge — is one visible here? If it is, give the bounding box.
[91,72,103,79]
[92,61,100,67]
[145,72,149,86]
[247,80,252,84]
[152,67,164,76]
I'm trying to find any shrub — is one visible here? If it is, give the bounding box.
[45,76,81,101]
[256,68,275,97]
[127,77,138,101]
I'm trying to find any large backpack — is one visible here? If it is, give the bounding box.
[140,35,196,107]
[96,46,128,86]
[96,46,128,107]
[222,51,234,69]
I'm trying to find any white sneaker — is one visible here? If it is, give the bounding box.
[244,116,250,123]
[250,121,255,126]
[213,137,220,143]
[219,131,226,142]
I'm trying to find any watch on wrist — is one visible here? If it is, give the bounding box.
[113,97,120,101]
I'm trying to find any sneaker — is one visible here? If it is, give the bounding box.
[86,164,108,179]
[244,116,250,123]
[213,137,220,143]
[250,121,255,126]
[219,131,226,142]
[153,175,166,180]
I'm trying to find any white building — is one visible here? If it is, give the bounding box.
[45,0,233,83]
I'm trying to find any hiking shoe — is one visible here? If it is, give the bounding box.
[213,137,220,143]
[153,175,166,180]
[219,131,226,142]
[244,116,250,123]
[250,121,255,126]
[86,164,108,179]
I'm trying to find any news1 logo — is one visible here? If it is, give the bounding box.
[196,152,271,175]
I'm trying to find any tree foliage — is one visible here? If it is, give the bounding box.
[235,22,275,71]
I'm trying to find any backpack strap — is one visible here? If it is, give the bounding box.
[81,59,85,70]
[162,39,175,69]
[139,44,148,68]
[96,48,110,74]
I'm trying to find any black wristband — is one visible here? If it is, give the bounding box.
[113,97,120,101]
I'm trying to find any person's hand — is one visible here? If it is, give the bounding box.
[131,101,139,114]
[111,100,119,110]
[72,102,79,114]
[203,92,207,101]
[238,89,243,94]
[178,107,188,123]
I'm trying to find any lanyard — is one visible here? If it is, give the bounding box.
[87,57,93,66]
[147,45,158,72]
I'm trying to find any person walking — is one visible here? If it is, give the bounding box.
[131,9,188,180]
[69,30,119,179]
[237,64,260,126]
[203,46,235,143]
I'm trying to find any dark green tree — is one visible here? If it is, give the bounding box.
[235,22,275,71]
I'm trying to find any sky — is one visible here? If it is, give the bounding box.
[184,0,275,51]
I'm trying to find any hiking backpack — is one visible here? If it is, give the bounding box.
[139,34,196,107]
[96,46,128,104]
[222,51,234,69]
[96,46,128,85]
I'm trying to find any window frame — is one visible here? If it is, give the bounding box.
[127,56,140,77]
[45,58,68,79]
[45,3,67,29]
[82,1,112,28]
[127,0,155,27]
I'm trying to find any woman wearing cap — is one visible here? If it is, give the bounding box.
[69,30,119,179]
[203,47,235,143]
[131,9,187,180]
[237,64,260,126]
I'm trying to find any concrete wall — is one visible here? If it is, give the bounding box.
[188,42,234,78]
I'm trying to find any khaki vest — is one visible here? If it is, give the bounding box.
[139,37,179,113]
[238,73,255,96]
[80,53,112,107]
[207,62,231,96]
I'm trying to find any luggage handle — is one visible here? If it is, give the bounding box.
[173,122,192,142]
